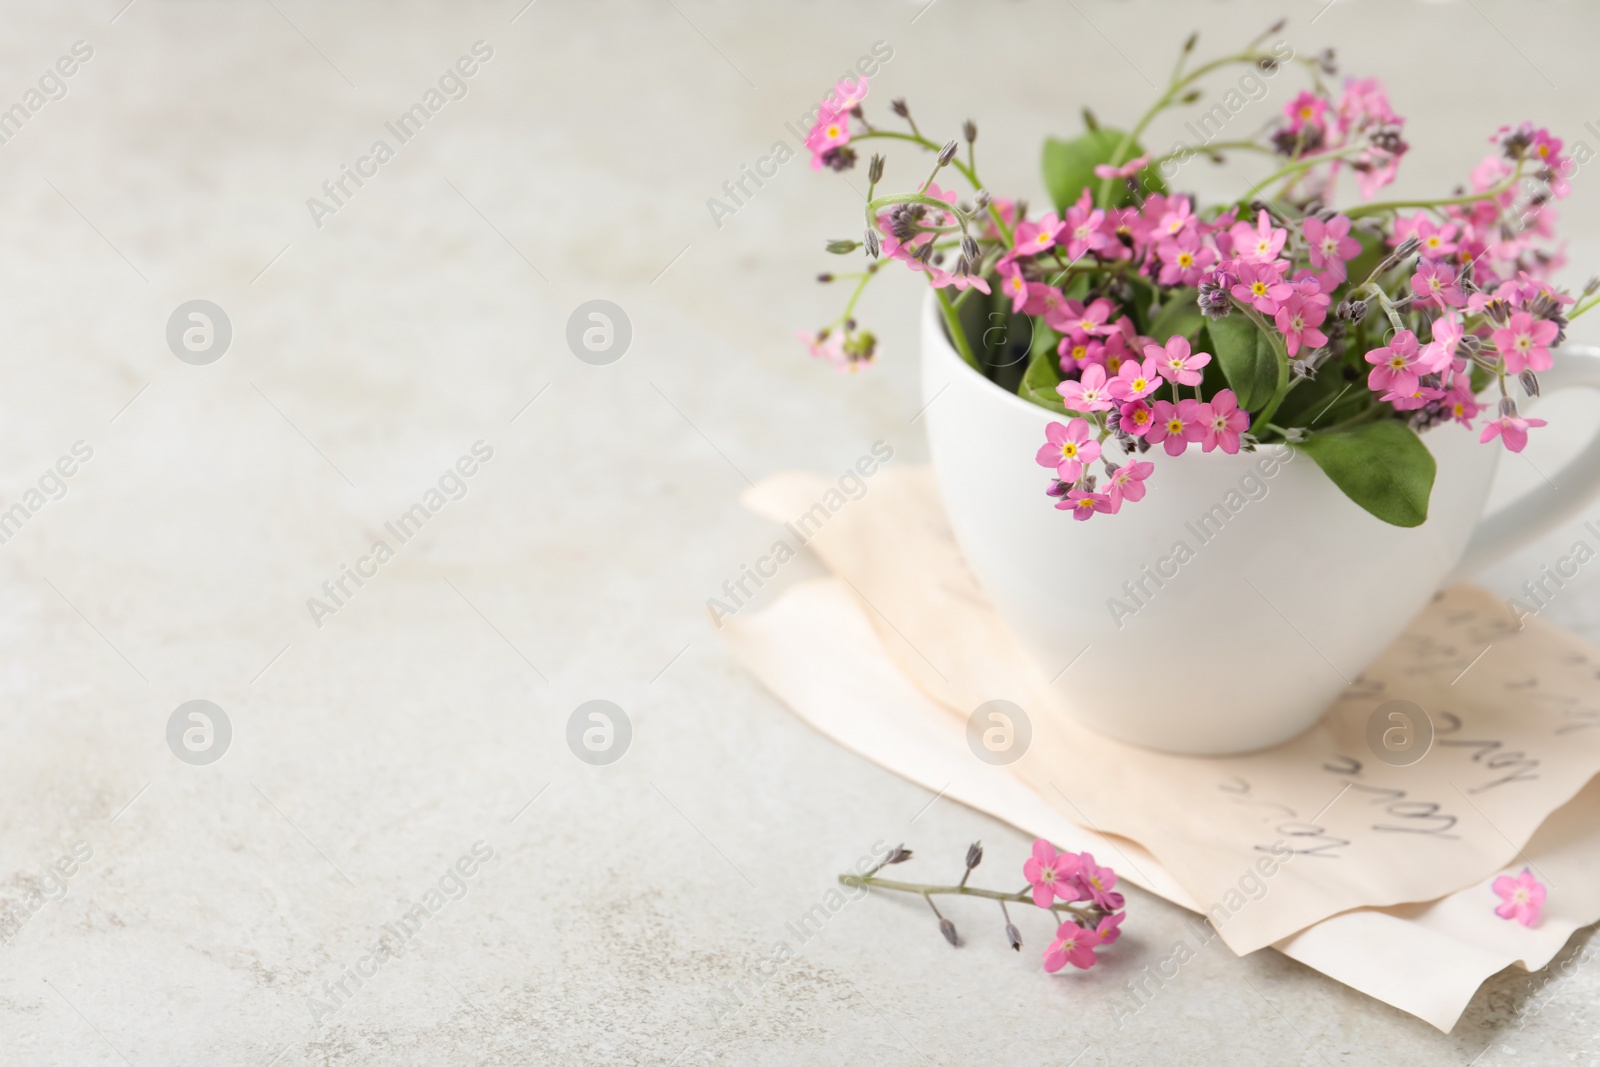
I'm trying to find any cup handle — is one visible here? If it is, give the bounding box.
[1452,344,1600,579]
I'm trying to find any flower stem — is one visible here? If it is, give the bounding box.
[1344,164,1525,220]
[1239,303,1294,429]
[1098,49,1284,208]
[839,873,1103,919]
[935,287,981,371]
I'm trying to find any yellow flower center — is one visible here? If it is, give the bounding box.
[1060,442,1078,458]
[826,124,841,138]
[1131,377,1147,391]
[1251,281,1268,296]
[1076,498,1095,509]
[1167,419,1184,433]
[1177,252,1193,267]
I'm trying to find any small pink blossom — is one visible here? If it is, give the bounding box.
[1420,315,1463,374]
[1093,155,1149,180]
[1493,312,1559,374]
[1076,852,1125,911]
[1106,460,1153,505]
[1063,191,1110,261]
[1057,364,1115,413]
[1395,214,1459,260]
[1301,214,1361,277]
[804,108,851,170]
[1057,336,1095,372]
[926,267,991,294]
[1411,260,1465,309]
[1118,399,1154,438]
[997,263,1051,315]
[794,328,848,371]
[826,76,868,112]
[1146,398,1205,456]
[1058,298,1118,344]
[1229,210,1288,264]
[1036,419,1101,481]
[1022,839,1083,908]
[1365,330,1422,395]
[1042,919,1101,972]
[1274,294,1329,357]
[1380,384,1445,411]
[1156,235,1218,287]
[1107,357,1164,402]
[1198,389,1250,454]
[1145,335,1211,387]
[1094,912,1126,946]
[1060,489,1114,520]
[1444,383,1481,426]
[1480,415,1548,453]
[1013,213,1064,258]
[1231,260,1293,314]
[1492,868,1546,927]
[1284,90,1328,133]
[1157,197,1197,239]
[1098,331,1138,376]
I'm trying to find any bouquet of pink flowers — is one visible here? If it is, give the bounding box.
[797,23,1593,526]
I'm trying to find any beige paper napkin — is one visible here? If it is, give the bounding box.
[717,465,1600,1029]
[720,574,1600,1032]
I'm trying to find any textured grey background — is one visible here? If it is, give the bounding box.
[0,1,1598,1064]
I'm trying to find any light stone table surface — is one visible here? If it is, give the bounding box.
[2,1,1599,1063]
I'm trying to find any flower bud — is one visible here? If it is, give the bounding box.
[1394,236,1421,261]
[974,189,992,209]
[1006,923,1023,951]
[864,228,880,259]
[939,918,958,946]
[1284,427,1309,444]
[1182,31,1198,54]
[1500,397,1520,418]
[963,119,977,144]
[1521,370,1541,397]
[937,139,959,167]
[965,841,983,870]
[826,239,861,254]
[961,236,980,262]
[868,153,885,183]
[884,844,912,865]
[816,273,833,284]
[1179,89,1201,104]
[890,98,909,118]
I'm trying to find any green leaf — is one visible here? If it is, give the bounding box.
[1206,312,1280,411]
[1041,129,1165,213]
[1296,420,1437,528]
[1148,288,1202,344]
[1019,343,1068,415]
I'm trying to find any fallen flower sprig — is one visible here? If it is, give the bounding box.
[838,839,1127,972]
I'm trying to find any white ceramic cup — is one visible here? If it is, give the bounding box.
[921,293,1600,754]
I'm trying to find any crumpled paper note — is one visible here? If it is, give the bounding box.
[717,465,1600,1030]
